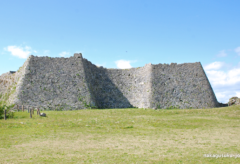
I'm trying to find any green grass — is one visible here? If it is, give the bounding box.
[1,106,240,163]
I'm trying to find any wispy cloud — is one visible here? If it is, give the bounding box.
[59,51,70,57]
[4,45,35,59]
[216,50,227,57]
[115,60,133,69]
[204,62,240,103]
[234,46,240,56]
[204,61,224,71]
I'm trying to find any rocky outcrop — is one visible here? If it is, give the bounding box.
[228,97,240,106]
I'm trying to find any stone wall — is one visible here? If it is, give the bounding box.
[151,62,219,109]
[0,57,30,106]
[82,59,152,108]
[13,54,94,110]
[0,53,219,109]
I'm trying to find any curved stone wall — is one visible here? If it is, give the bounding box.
[82,59,152,108]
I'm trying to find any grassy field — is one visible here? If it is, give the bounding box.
[1,106,240,163]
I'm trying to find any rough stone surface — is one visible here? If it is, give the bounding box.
[151,62,219,109]
[0,53,219,110]
[228,97,240,106]
[0,57,30,105]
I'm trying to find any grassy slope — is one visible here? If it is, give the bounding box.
[0,106,240,164]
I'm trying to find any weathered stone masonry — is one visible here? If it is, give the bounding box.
[0,53,219,110]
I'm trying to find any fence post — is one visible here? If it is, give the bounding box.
[22,105,24,112]
[30,109,32,118]
[28,106,29,113]
[4,110,6,120]
[37,107,39,115]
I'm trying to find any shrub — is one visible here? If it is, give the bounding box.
[0,104,15,119]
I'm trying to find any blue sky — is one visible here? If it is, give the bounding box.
[1,0,240,103]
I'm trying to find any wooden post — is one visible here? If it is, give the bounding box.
[30,109,32,118]
[22,105,24,112]
[4,110,6,120]
[28,106,29,113]
[37,108,39,115]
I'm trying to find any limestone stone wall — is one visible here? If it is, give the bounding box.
[151,63,219,109]
[0,53,219,109]
[82,59,152,108]
[12,54,93,110]
[0,57,30,105]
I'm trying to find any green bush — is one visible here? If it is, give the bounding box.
[0,104,15,119]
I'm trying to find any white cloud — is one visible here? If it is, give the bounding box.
[96,63,106,67]
[215,92,226,99]
[205,70,227,85]
[217,50,227,57]
[206,68,240,86]
[59,51,70,57]
[204,61,240,103]
[115,60,132,69]
[204,61,224,71]
[215,90,237,103]
[234,46,240,56]
[236,91,240,97]
[4,45,34,59]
